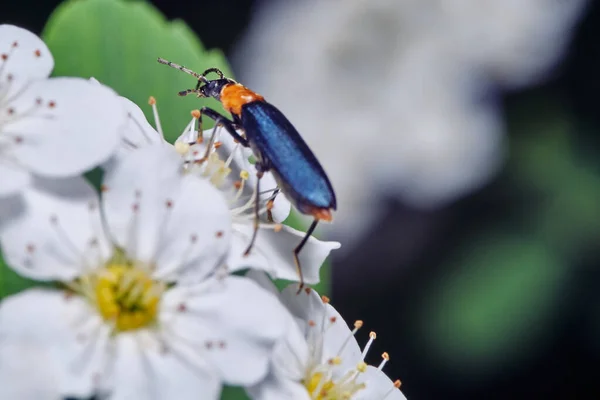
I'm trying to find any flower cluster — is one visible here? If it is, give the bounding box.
[0,25,406,400]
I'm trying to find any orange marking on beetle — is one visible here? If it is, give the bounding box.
[220,83,264,116]
[306,207,333,222]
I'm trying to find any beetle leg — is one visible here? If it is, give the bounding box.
[293,218,319,293]
[199,107,250,147]
[243,168,265,257]
[266,188,280,223]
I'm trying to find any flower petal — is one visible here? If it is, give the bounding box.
[0,339,62,400]
[229,223,339,284]
[106,332,221,400]
[161,276,287,386]
[102,144,231,282]
[0,162,30,197]
[0,25,53,97]
[0,176,111,280]
[246,372,310,400]
[322,303,363,372]
[7,77,126,176]
[357,366,406,400]
[0,288,111,398]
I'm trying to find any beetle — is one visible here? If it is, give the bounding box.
[158,58,336,288]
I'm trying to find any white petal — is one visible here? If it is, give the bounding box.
[161,276,287,386]
[0,288,111,398]
[0,339,62,400]
[322,303,363,371]
[7,77,126,176]
[106,332,221,400]
[0,176,111,280]
[246,271,311,381]
[356,366,406,400]
[246,372,310,400]
[0,25,53,98]
[230,223,339,284]
[102,145,231,282]
[0,162,30,197]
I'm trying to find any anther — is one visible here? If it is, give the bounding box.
[273,224,283,232]
[378,352,390,370]
[356,362,367,373]
[233,180,242,189]
[214,141,222,149]
[240,170,250,180]
[174,141,190,154]
[191,109,201,119]
[148,96,156,105]
[328,356,342,365]
[321,295,330,304]
[304,287,312,295]
[354,320,363,330]
[394,380,402,389]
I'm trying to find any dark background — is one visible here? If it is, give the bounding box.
[4,1,600,398]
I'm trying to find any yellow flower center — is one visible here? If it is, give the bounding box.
[303,363,367,400]
[69,257,165,333]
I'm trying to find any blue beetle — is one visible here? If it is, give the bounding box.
[158,58,336,288]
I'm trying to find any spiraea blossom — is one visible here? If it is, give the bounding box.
[109,95,340,285]
[247,271,406,400]
[0,25,126,197]
[0,145,288,399]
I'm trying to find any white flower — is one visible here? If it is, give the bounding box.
[246,271,406,400]
[0,145,287,400]
[0,25,126,197]
[111,95,340,284]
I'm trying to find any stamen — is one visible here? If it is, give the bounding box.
[148,96,164,140]
[361,331,376,359]
[382,380,402,399]
[378,352,389,370]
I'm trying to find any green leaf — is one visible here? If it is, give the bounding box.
[418,233,569,376]
[221,386,250,400]
[42,0,233,142]
[0,249,38,300]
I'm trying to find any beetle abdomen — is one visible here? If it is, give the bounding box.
[240,102,337,212]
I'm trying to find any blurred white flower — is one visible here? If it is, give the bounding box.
[108,94,339,284]
[233,0,587,242]
[0,145,287,399]
[246,272,406,400]
[0,25,126,197]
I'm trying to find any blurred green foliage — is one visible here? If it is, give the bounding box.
[416,94,600,378]
[42,0,232,141]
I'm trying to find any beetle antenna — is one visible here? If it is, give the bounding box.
[157,58,208,83]
[202,67,225,79]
